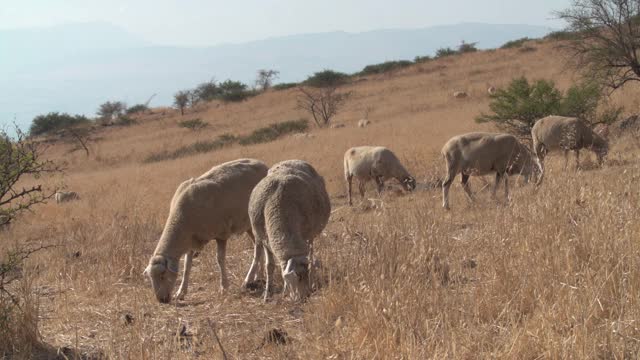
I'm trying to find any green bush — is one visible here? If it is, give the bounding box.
[435,47,457,58]
[29,112,91,136]
[501,37,531,49]
[476,77,621,136]
[238,119,308,145]
[218,80,257,102]
[126,104,148,114]
[194,80,221,102]
[414,55,432,63]
[544,30,579,41]
[143,134,237,163]
[272,82,299,91]
[303,70,350,87]
[359,60,413,76]
[178,118,208,131]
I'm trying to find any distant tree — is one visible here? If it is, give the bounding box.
[29,112,90,136]
[435,47,457,58]
[304,70,350,87]
[0,128,61,226]
[557,0,640,91]
[296,86,351,127]
[97,101,127,122]
[458,41,478,53]
[219,80,254,102]
[255,69,280,91]
[174,90,191,115]
[193,79,221,102]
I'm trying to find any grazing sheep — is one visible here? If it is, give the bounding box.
[358,119,371,128]
[242,160,331,301]
[143,158,268,303]
[487,86,497,95]
[344,146,416,206]
[55,191,80,203]
[453,91,468,98]
[531,116,608,183]
[441,132,537,210]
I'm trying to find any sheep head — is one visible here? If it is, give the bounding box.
[143,255,179,303]
[282,256,310,301]
[402,176,416,191]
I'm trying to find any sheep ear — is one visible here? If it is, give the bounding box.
[142,265,151,278]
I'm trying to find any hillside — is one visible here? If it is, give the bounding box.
[3,39,640,358]
[1,22,552,131]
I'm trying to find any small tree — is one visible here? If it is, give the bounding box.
[476,76,621,137]
[97,101,127,122]
[174,90,190,115]
[0,128,61,226]
[458,41,478,53]
[436,47,457,58]
[255,69,280,91]
[304,70,350,87]
[557,0,640,91]
[296,86,351,127]
[193,80,221,102]
[126,104,149,115]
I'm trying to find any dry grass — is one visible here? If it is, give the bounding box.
[2,40,640,359]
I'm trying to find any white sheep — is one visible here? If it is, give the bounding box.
[358,119,371,128]
[143,158,268,303]
[453,91,468,98]
[441,132,537,210]
[532,115,608,184]
[55,191,80,203]
[343,146,416,206]
[242,160,331,301]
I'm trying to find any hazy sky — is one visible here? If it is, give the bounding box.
[0,0,570,46]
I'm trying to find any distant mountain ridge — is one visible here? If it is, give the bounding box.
[0,22,553,130]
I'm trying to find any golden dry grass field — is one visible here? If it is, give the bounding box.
[3,39,640,359]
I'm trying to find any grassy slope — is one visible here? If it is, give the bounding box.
[3,39,640,358]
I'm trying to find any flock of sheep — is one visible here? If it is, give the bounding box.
[137,114,609,303]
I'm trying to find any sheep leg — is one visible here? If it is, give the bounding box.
[492,173,502,200]
[175,250,193,300]
[504,174,510,202]
[375,176,385,195]
[216,238,229,291]
[246,230,263,282]
[346,174,353,206]
[442,173,455,210]
[242,241,264,288]
[263,248,276,302]
[358,180,366,199]
[461,174,474,201]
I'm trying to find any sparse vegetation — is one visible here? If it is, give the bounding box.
[413,55,432,63]
[457,41,478,54]
[272,82,299,91]
[501,37,531,49]
[238,119,308,145]
[358,60,413,76]
[29,112,91,136]
[144,119,307,162]
[435,47,457,58]
[126,104,149,115]
[97,101,127,121]
[178,118,209,131]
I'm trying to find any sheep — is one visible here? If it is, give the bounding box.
[358,119,371,128]
[55,191,80,203]
[344,146,416,206]
[487,86,497,95]
[531,116,608,184]
[453,91,468,98]
[242,160,331,301]
[143,158,268,303]
[441,132,537,210]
